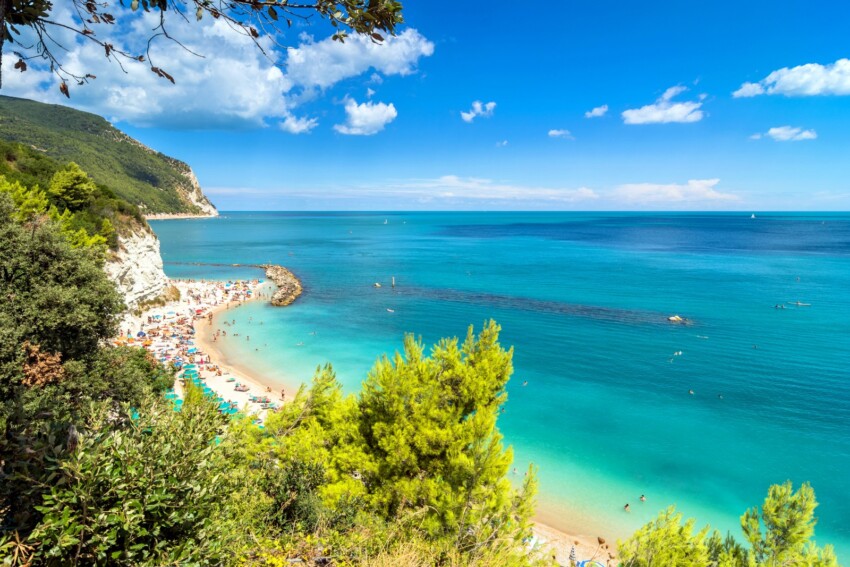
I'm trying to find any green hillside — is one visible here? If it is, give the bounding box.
[0,96,215,215]
[0,139,147,247]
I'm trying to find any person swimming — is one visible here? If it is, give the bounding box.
[640,495,646,502]
[624,504,631,512]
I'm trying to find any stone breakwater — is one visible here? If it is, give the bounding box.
[263,264,303,306]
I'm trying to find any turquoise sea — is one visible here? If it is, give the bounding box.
[152,212,850,558]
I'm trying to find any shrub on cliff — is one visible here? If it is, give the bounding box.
[6,395,251,566]
[0,193,171,546]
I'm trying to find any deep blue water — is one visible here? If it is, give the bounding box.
[152,212,850,557]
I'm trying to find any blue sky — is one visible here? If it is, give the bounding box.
[3,0,850,210]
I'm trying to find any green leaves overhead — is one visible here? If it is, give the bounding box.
[0,0,404,94]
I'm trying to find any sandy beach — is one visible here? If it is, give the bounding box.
[145,213,218,221]
[126,277,616,566]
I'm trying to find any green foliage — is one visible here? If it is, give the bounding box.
[0,192,122,367]
[618,507,711,566]
[741,481,838,567]
[48,162,95,210]
[234,324,539,565]
[0,140,147,249]
[0,193,163,539]
[0,96,213,215]
[0,176,48,221]
[619,483,839,567]
[357,321,532,552]
[19,396,249,566]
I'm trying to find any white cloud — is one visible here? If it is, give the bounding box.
[733,82,766,98]
[614,179,739,203]
[622,86,705,124]
[548,129,573,139]
[334,98,397,135]
[749,133,763,140]
[496,140,509,147]
[461,100,496,123]
[285,29,434,89]
[584,104,608,118]
[389,176,598,202]
[279,114,318,134]
[0,7,431,132]
[763,126,817,142]
[733,58,850,97]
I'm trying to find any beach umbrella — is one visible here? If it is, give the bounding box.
[569,546,576,563]
[136,331,146,337]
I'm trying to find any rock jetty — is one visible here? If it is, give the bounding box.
[263,265,302,306]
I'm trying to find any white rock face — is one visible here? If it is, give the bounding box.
[180,168,218,217]
[105,230,169,308]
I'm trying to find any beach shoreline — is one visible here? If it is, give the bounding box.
[145,212,218,221]
[130,276,617,565]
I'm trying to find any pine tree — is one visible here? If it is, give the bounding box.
[357,321,535,550]
[48,162,96,211]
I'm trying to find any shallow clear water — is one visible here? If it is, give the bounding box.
[152,212,850,557]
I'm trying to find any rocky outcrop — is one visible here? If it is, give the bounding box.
[105,230,169,308]
[175,164,218,217]
[263,265,302,306]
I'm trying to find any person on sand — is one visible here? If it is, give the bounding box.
[624,503,630,512]
[281,389,285,401]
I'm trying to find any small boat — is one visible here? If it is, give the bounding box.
[386,308,395,313]
[373,282,382,288]
[383,219,388,225]
[751,213,756,219]
[787,301,811,306]
[667,315,685,323]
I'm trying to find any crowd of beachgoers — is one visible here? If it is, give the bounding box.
[116,278,282,424]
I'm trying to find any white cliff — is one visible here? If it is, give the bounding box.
[105,229,169,308]
[179,167,218,217]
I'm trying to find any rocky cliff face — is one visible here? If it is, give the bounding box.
[177,165,218,217]
[105,229,169,308]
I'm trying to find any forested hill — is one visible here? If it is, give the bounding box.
[0,96,217,216]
